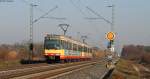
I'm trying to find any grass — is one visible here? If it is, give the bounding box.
[111,59,139,79]
[0,60,21,69]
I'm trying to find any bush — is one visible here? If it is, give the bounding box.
[141,53,150,64]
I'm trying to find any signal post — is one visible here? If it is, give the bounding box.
[106,31,115,69]
[106,32,115,53]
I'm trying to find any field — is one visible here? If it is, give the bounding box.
[111,59,139,79]
[0,60,21,70]
[111,59,150,79]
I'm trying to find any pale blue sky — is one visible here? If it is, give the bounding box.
[0,0,150,51]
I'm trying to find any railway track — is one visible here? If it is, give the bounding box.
[0,61,99,79]
[0,63,48,71]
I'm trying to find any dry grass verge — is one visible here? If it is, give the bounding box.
[111,59,139,79]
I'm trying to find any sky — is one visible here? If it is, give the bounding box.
[0,0,150,52]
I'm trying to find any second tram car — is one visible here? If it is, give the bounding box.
[44,34,93,63]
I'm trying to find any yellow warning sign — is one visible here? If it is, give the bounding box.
[106,32,115,40]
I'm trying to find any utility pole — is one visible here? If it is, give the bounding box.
[107,4,115,53]
[85,1,116,68]
[108,4,115,32]
[21,0,64,62]
[28,4,58,61]
[86,6,115,53]
[106,2,116,69]
[29,4,38,61]
[59,24,70,35]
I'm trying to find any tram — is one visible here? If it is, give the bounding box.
[44,34,93,63]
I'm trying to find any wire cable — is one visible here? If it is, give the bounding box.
[68,0,87,17]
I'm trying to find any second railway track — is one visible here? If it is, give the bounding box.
[12,61,98,79]
[0,60,101,79]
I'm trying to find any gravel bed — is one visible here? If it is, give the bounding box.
[55,61,108,79]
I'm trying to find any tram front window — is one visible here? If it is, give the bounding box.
[44,40,60,49]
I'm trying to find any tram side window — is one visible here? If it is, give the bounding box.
[60,40,65,49]
[63,41,66,49]
[71,43,73,50]
[77,45,79,51]
[83,47,85,52]
[66,41,69,50]
[88,48,90,53]
[75,44,78,51]
[66,41,68,49]
[84,47,87,52]
[64,41,68,49]
[60,40,68,50]
[78,45,82,52]
[73,44,77,51]
[60,40,63,49]
[68,42,72,50]
[89,49,92,53]
[73,44,75,51]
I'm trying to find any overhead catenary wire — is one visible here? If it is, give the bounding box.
[42,16,66,20]
[20,0,66,61]
[86,6,112,25]
[21,0,65,20]
[33,6,58,23]
[21,0,109,49]
[68,0,87,17]
[68,0,106,48]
